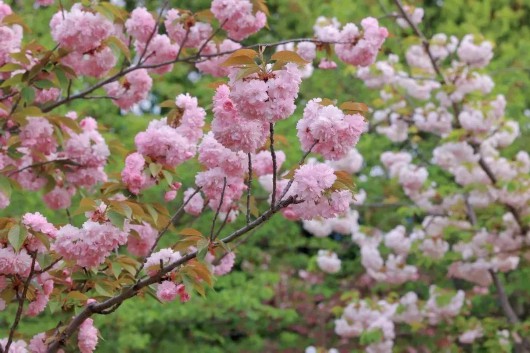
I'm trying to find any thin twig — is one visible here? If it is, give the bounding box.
[137,1,169,65]
[210,177,227,241]
[36,257,63,275]
[269,123,277,209]
[279,140,318,202]
[7,159,80,177]
[246,153,252,224]
[45,196,298,353]
[195,19,228,59]
[4,252,38,352]
[134,187,202,278]
[42,38,345,113]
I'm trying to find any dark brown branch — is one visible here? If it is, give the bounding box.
[7,159,80,177]
[393,0,460,118]
[137,1,169,65]
[36,257,63,275]
[45,196,297,353]
[4,252,37,353]
[42,38,343,113]
[465,192,529,351]
[269,123,277,208]
[210,177,227,241]
[246,153,252,225]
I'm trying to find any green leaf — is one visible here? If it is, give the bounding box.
[8,225,27,252]
[20,87,35,104]
[162,170,173,186]
[221,56,257,67]
[107,210,126,229]
[180,228,203,237]
[95,283,113,297]
[149,163,162,178]
[145,204,158,225]
[435,292,454,307]
[106,36,131,61]
[159,100,176,108]
[340,101,369,113]
[34,80,55,89]
[0,176,12,197]
[331,171,356,193]
[359,329,383,345]
[197,239,209,261]
[270,51,309,65]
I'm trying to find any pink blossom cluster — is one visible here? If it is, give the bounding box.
[316,250,341,274]
[0,247,33,277]
[50,4,116,77]
[325,147,364,174]
[195,39,241,77]
[334,18,388,67]
[123,7,180,75]
[210,64,302,153]
[53,220,127,268]
[134,34,180,75]
[0,339,29,353]
[279,163,353,220]
[313,16,341,42]
[144,248,181,276]
[182,188,205,216]
[302,209,360,238]
[62,117,110,190]
[396,6,424,28]
[7,114,109,210]
[205,251,236,276]
[424,286,465,325]
[156,281,189,303]
[0,0,23,68]
[335,299,396,353]
[352,226,417,285]
[125,221,158,257]
[449,214,523,286]
[211,0,267,41]
[195,133,247,213]
[457,35,493,68]
[78,318,98,353]
[412,103,453,136]
[165,9,212,48]
[297,99,367,160]
[130,93,205,191]
[22,212,57,253]
[252,150,286,177]
[380,151,428,196]
[211,84,268,153]
[228,62,302,122]
[26,272,54,317]
[121,152,155,195]
[104,69,153,110]
[125,7,155,43]
[336,287,467,351]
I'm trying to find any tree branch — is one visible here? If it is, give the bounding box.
[269,123,277,209]
[210,177,227,241]
[4,252,37,353]
[134,187,202,278]
[45,196,298,353]
[246,153,252,225]
[42,38,344,113]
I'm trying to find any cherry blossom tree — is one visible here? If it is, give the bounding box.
[0,0,387,352]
